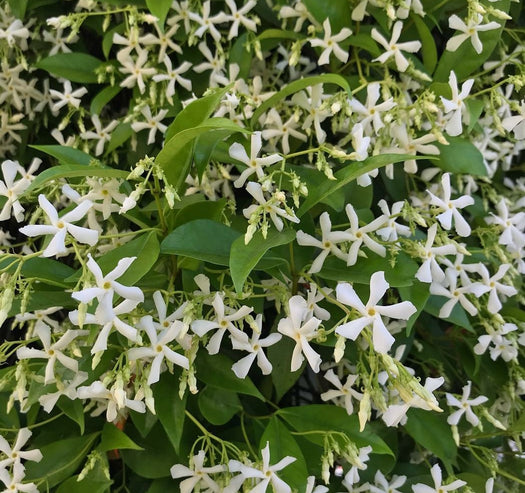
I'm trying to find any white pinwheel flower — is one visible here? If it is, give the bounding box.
[440,70,474,136]
[349,82,396,136]
[344,203,387,266]
[415,223,458,284]
[19,194,98,257]
[427,173,474,237]
[48,80,88,112]
[77,379,146,423]
[412,464,466,493]
[0,159,30,222]
[485,198,525,251]
[335,271,417,354]
[16,321,87,384]
[191,292,252,354]
[320,369,363,415]
[305,284,332,321]
[0,462,38,493]
[0,428,42,471]
[446,14,500,55]
[261,108,307,155]
[292,84,330,144]
[224,0,258,39]
[477,263,517,313]
[349,123,371,163]
[371,21,421,72]
[277,295,322,373]
[170,450,226,493]
[228,442,296,493]
[117,49,156,94]
[230,131,282,188]
[309,18,352,65]
[130,105,168,145]
[231,314,281,379]
[342,445,372,486]
[79,114,119,156]
[474,323,518,362]
[128,315,189,385]
[296,212,352,273]
[189,0,229,42]
[446,380,488,427]
[152,55,192,103]
[369,471,407,493]
[502,101,525,139]
[306,476,329,493]
[39,371,89,413]
[375,200,411,242]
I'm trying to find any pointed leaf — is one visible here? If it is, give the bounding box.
[99,422,144,452]
[30,145,92,165]
[434,137,487,176]
[35,53,103,83]
[198,386,242,425]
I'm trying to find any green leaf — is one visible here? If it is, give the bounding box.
[268,336,303,402]
[58,397,85,434]
[278,405,394,456]
[399,281,430,335]
[164,86,232,143]
[107,122,133,152]
[30,145,93,165]
[198,386,242,425]
[424,295,474,333]
[297,154,423,217]
[8,0,28,19]
[229,33,252,80]
[0,257,76,288]
[25,433,99,489]
[35,53,103,83]
[196,352,264,400]
[260,417,308,491]
[90,86,122,115]
[92,231,160,286]
[153,371,187,455]
[161,219,240,266]
[251,74,352,126]
[257,28,303,42]
[194,129,235,179]
[146,0,172,28]
[434,137,487,176]
[318,252,419,288]
[157,118,249,191]
[412,14,437,73]
[173,198,226,228]
[405,408,457,467]
[230,228,296,293]
[433,0,510,81]
[9,289,77,317]
[302,0,351,32]
[99,422,144,452]
[23,164,130,196]
[55,461,112,493]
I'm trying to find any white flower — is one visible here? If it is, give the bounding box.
[228,442,296,493]
[0,428,42,471]
[440,71,474,136]
[191,292,251,354]
[477,263,517,313]
[292,84,330,144]
[305,476,329,493]
[305,284,332,321]
[130,105,168,145]
[502,101,525,139]
[39,371,88,413]
[0,462,38,493]
[371,21,421,72]
[415,223,457,284]
[427,173,474,237]
[446,380,488,427]
[152,55,192,103]
[189,1,229,42]
[375,200,411,242]
[49,80,88,112]
[261,108,307,155]
[412,464,466,493]
[296,212,352,273]
[277,295,322,372]
[474,323,518,361]
[77,379,146,423]
[349,123,371,162]
[485,198,525,251]
[0,159,30,222]
[349,83,396,136]
[335,272,417,354]
[309,18,352,65]
[80,115,119,156]
[230,131,282,188]
[231,314,281,378]
[117,49,156,94]
[369,471,407,493]
[16,321,86,384]
[446,14,500,55]
[19,194,98,257]
[343,445,372,486]
[128,315,189,385]
[170,450,226,493]
[224,0,258,39]
[320,369,363,414]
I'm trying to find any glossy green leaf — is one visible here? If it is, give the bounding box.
[405,408,457,467]
[30,145,92,165]
[194,129,234,179]
[58,397,85,434]
[173,197,226,228]
[399,281,430,335]
[196,352,264,400]
[257,28,303,42]
[318,252,419,287]
[297,154,422,217]
[23,164,130,196]
[198,386,242,425]
[35,53,103,83]
[8,0,28,19]
[251,74,352,126]
[25,433,99,488]
[434,137,487,176]
[268,336,303,402]
[99,422,144,452]
[9,289,77,317]
[413,14,437,74]
[107,122,133,152]
[55,461,112,493]
[303,0,351,33]
[154,371,187,455]
[229,33,252,79]
[146,0,172,27]
[157,118,249,191]
[260,417,308,491]
[424,295,474,333]
[433,0,510,81]
[90,86,122,115]
[278,405,394,456]
[161,219,240,265]
[22,258,76,287]
[230,228,295,293]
